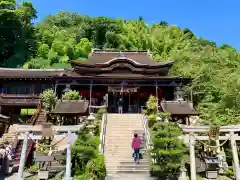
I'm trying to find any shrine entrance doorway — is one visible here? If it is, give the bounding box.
[107,86,140,113]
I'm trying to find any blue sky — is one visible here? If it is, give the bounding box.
[25,0,239,49]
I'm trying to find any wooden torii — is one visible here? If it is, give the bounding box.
[180,124,240,180]
[16,123,82,180]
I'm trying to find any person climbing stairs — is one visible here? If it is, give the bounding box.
[104,113,152,180]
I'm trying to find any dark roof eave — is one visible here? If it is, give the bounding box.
[50,112,87,115]
[171,112,199,116]
[71,60,174,68]
[54,75,191,80]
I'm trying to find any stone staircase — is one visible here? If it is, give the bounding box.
[104,113,152,180]
[33,110,47,125]
[12,139,35,171]
[2,125,18,146]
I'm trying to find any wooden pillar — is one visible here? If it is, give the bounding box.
[230,132,240,180]
[190,89,193,102]
[155,81,159,113]
[89,80,93,114]
[189,133,196,180]
[185,117,189,126]
[54,83,58,93]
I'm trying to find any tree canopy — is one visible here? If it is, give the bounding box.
[1,3,240,125]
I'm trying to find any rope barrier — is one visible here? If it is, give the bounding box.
[3,130,69,148]
[192,134,233,149]
[26,133,68,148]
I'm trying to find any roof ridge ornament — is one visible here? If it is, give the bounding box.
[118,51,126,57]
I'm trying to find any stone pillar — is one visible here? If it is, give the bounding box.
[230,132,240,180]
[64,130,72,180]
[189,133,196,180]
[18,132,29,179]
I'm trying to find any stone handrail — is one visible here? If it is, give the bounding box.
[99,113,107,154]
[142,114,155,163]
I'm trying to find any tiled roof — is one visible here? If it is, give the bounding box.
[0,68,66,78]
[79,49,173,66]
[51,100,89,115]
[160,101,198,116]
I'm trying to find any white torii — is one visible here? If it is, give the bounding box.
[16,124,82,180]
[180,124,240,180]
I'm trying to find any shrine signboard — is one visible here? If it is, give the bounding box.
[41,123,53,137]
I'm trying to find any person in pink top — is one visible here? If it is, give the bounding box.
[132,133,141,163]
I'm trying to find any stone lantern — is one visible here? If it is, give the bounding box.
[86,113,96,135]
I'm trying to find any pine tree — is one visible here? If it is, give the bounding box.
[151,122,187,180]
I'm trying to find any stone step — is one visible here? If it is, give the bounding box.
[107,168,149,173]
[105,162,150,169]
[119,161,149,165]
[105,113,150,176]
[117,164,149,168]
[106,129,143,131]
[104,148,148,152]
[104,152,148,155]
[105,158,149,162]
[105,173,152,180]
[106,128,143,131]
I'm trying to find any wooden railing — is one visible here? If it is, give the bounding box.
[0,93,39,98]
[0,93,40,105]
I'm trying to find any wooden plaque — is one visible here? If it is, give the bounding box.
[42,123,53,137]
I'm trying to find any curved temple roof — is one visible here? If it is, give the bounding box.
[0,50,179,79]
[71,50,174,76]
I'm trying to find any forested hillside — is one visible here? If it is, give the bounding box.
[1,0,240,125]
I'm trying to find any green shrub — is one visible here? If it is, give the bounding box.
[95,108,105,121]
[225,168,234,177]
[40,89,58,111]
[150,122,187,179]
[145,95,157,115]
[28,163,40,172]
[86,155,106,179]
[59,55,70,64]
[159,112,172,121]
[148,113,157,128]
[62,90,82,100]
[73,173,90,180]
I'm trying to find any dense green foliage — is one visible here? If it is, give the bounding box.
[151,122,187,180]
[71,109,106,179]
[40,89,58,111]
[2,1,240,124]
[62,90,82,100]
[0,0,37,67]
[145,96,187,179]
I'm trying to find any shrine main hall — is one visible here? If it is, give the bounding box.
[0,49,195,115]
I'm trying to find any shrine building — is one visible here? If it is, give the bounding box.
[0,49,196,125]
